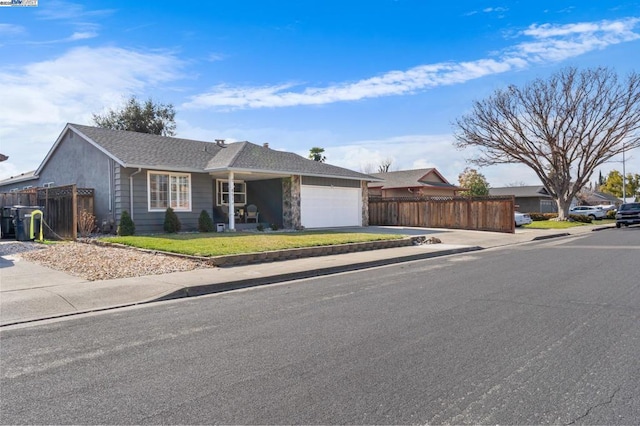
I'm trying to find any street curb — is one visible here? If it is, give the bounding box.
[0,245,483,328]
[153,245,484,301]
[531,232,571,241]
[591,225,616,231]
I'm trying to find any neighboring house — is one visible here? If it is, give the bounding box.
[0,170,38,191]
[368,168,461,198]
[489,186,560,213]
[0,154,8,162]
[0,123,379,233]
[578,190,622,207]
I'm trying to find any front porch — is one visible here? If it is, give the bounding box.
[211,172,294,232]
[215,221,272,232]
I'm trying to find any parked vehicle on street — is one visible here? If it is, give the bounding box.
[615,202,640,228]
[593,204,617,213]
[514,211,532,227]
[568,205,606,220]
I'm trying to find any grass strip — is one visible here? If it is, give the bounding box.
[100,231,405,257]
[524,219,615,229]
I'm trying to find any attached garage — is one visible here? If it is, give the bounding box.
[301,183,362,228]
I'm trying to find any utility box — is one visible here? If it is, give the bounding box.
[216,223,226,233]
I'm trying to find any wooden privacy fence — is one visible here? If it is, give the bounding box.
[368,196,516,233]
[1,185,94,240]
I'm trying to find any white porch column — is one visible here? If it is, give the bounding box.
[228,171,235,231]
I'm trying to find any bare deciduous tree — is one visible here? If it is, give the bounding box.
[454,67,640,219]
[377,158,393,173]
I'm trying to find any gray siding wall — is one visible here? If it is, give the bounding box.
[6,130,117,226]
[119,168,214,234]
[0,177,39,193]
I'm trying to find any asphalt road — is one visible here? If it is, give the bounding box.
[1,228,639,424]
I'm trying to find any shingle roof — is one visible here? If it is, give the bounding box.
[489,186,552,198]
[368,168,459,190]
[0,170,37,185]
[68,124,373,180]
[71,124,219,171]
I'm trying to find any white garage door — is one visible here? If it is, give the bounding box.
[301,185,362,228]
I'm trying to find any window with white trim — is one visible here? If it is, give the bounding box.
[216,179,246,206]
[148,171,192,211]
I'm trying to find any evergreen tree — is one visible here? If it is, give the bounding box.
[458,167,490,196]
[117,210,135,236]
[198,210,215,232]
[163,207,182,233]
[93,96,176,136]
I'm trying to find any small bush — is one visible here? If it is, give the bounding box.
[117,210,135,236]
[198,209,215,232]
[569,214,592,223]
[256,224,264,232]
[529,212,559,221]
[270,223,278,231]
[78,209,96,237]
[163,207,182,233]
[606,209,616,219]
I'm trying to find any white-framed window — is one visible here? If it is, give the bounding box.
[43,182,55,188]
[147,171,192,212]
[216,179,246,206]
[23,185,33,189]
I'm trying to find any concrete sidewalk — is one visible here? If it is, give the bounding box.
[0,225,606,327]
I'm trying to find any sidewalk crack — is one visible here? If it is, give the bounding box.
[43,289,78,310]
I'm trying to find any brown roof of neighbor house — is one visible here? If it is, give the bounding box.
[489,186,552,198]
[37,124,376,181]
[368,168,460,191]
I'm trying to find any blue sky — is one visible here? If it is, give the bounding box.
[1,0,639,187]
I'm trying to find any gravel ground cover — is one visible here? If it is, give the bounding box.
[1,241,212,281]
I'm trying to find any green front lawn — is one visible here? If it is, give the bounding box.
[100,231,405,257]
[524,219,615,229]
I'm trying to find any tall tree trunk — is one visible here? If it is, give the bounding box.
[556,197,572,220]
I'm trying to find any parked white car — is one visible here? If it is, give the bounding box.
[593,204,616,213]
[514,211,532,227]
[568,205,606,220]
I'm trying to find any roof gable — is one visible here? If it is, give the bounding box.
[35,124,373,181]
[368,168,458,190]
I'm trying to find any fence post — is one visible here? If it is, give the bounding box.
[72,185,78,240]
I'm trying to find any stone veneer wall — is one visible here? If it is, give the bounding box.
[282,176,301,229]
[361,181,369,226]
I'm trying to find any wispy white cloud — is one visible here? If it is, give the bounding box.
[31,1,112,44]
[324,134,546,186]
[207,52,226,62]
[25,31,99,44]
[483,7,509,13]
[69,31,98,41]
[183,17,640,111]
[0,24,26,36]
[0,46,184,179]
[36,0,114,21]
